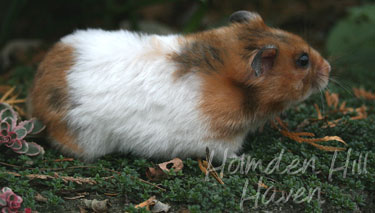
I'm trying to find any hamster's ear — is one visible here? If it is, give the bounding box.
[229,11,263,23]
[251,45,278,77]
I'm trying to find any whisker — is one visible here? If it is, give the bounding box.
[329,78,354,97]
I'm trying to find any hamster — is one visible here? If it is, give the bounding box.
[29,11,330,162]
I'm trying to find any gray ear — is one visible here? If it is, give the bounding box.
[251,45,278,77]
[229,11,262,23]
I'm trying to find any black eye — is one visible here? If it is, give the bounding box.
[296,53,309,68]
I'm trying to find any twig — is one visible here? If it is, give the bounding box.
[26,165,167,192]
[0,162,21,168]
[0,86,15,102]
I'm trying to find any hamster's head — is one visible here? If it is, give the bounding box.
[227,11,331,114]
[172,11,331,136]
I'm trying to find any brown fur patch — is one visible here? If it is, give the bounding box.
[172,19,329,140]
[30,42,82,153]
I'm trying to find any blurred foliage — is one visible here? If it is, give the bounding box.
[326,4,375,87]
[1,0,373,49]
[327,4,375,70]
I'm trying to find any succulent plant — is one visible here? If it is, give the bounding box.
[0,103,45,156]
[0,187,29,213]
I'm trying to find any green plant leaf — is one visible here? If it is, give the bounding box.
[18,120,33,134]
[0,122,10,133]
[0,108,17,121]
[0,187,12,194]
[0,196,6,207]
[29,119,45,135]
[14,140,29,154]
[23,142,44,156]
[14,127,27,139]
[9,139,22,151]
[0,103,9,112]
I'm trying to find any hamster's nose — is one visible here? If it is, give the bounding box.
[323,59,331,73]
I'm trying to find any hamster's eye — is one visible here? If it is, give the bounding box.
[296,53,309,68]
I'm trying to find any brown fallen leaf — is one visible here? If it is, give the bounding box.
[0,86,26,116]
[158,158,184,172]
[35,193,48,202]
[79,206,88,213]
[135,196,170,212]
[53,172,97,185]
[275,118,347,152]
[146,166,167,181]
[197,147,224,185]
[146,158,183,181]
[52,158,75,162]
[258,181,268,189]
[6,171,100,185]
[325,91,339,109]
[314,104,324,120]
[351,105,368,120]
[298,91,368,129]
[198,159,224,185]
[104,193,118,197]
[353,88,375,100]
[135,196,156,210]
[64,192,89,200]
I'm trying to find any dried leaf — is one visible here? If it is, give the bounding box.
[35,193,48,202]
[279,129,347,152]
[0,87,15,102]
[158,158,184,172]
[79,206,88,213]
[197,159,224,185]
[314,104,323,119]
[52,158,75,162]
[146,167,167,181]
[146,158,183,181]
[352,105,368,120]
[53,173,97,185]
[325,91,339,109]
[258,182,268,189]
[134,196,169,212]
[6,172,99,185]
[275,117,288,130]
[135,196,156,210]
[0,86,26,116]
[339,101,347,111]
[312,101,367,129]
[274,116,347,152]
[353,88,375,100]
[26,174,53,180]
[64,193,88,200]
[84,199,109,213]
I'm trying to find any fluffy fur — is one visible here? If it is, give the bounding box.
[30,12,330,162]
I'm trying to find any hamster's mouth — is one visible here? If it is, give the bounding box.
[312,72,330,92]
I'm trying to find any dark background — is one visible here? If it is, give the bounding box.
[0,0,370,50]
